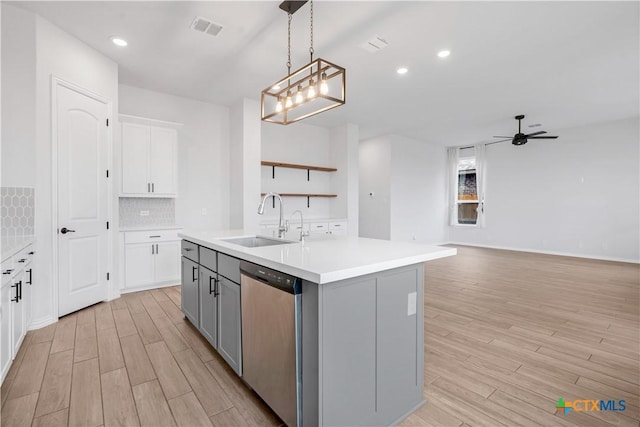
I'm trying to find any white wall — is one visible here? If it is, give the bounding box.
[390,135,447,243]
[119,84,230,231]
[1,4,36,187]
[32,12,119,325]
[229,98,261,231]
[359,136,391,240]
[359,135,448,243]
[261,122,334,220]
[450,117,640,262]
[330,123,359,236]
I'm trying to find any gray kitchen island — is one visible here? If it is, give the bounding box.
[179,230,455,427]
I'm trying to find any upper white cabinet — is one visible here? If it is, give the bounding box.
[120,115,182,197]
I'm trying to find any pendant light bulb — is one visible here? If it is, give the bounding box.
[285,92,293,108]
[320,72,328,95]
[275,98,283,113]
[307,79,316,99]
[295,85,304,104]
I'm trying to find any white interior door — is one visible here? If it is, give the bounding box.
[57,82,109,317]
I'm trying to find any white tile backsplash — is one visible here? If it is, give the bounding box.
[119,198,175,227]
[1,187,35,238]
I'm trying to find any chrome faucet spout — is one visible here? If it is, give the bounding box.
[257,192,288,238]
[290,210,309,242]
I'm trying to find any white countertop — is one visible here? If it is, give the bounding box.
[120,225,183,232]
[179,229,456,284]
[2,235,36,262]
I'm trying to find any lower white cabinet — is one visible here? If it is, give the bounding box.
[122,229,181,291]
[1,244,35,384]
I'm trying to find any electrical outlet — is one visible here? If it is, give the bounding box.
[140,210,149,216]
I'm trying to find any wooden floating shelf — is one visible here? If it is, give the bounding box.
[260,193,337,208]
[261,161,337,172]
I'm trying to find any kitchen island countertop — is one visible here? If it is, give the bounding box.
[179,229,456,284]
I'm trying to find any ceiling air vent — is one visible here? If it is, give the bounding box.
[359,36,389,53]
[190,16,223,37]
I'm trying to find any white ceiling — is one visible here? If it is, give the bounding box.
[13,1,640,146]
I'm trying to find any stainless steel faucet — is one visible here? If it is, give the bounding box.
[289,210,309,242]
[257,192,288,238]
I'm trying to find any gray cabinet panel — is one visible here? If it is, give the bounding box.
[181,257,199,327]
[200,246,217,272]
[199,266,218,348]
[218,253,240,283]
[322,279,377,426]
[377,268,421,418]
[218,277,242,375]
[181,240,198,263]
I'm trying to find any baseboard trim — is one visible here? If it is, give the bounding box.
[29,315,58,330]
[119,281,180,295]
[446,241,640,264]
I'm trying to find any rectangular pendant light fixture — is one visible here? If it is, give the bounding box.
[261,0,346,125]
[261,58,346,125]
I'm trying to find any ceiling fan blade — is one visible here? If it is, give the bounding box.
[486,138,512,146]
[492,135,513,138]
[528,136,558,139]
[525,131,547,137]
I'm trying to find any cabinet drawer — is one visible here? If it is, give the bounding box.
[218,253,240,283]
[200,246,217,272]
[1,259,13,286]
[12,248,32,272]
[329,221,347,231]
[181,240,199,263]
[125,229,181,244]
[309,222,329,232]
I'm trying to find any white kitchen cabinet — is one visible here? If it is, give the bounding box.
[122,229,182,291]
[1,264,14,381]
[11,269,25,356]
[120,115,181,197]
[328,221,348,236]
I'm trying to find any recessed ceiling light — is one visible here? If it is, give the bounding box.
[396,67,408,75]
[437,50,450,58]
[110,36,128,47]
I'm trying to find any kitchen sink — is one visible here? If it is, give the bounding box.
[221,236,297,248]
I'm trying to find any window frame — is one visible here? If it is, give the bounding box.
[455,155,479,226]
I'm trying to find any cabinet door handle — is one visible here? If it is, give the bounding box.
[214,278,220,297]
[19,281,22,301]
[155,244,159,254]
[151,245,155,255]
[209,276,214,295]
[27,269,32,285]
[147,183,150,193]
[11,283,19,302]
[28,251,35,255]
[192,266,197,282]
[152,183,155,193]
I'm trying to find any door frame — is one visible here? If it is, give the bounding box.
[51,76,114,319]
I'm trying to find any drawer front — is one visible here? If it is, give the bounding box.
[309,222,329,233]
[329,221,348,231]
[1,259,13,286]
[125,229,181,244]
[289,222,310,232]
[200,246,217,272]
[218,253,240,283]
[181,240,199,263]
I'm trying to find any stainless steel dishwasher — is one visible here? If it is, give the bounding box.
[240,261,302,427]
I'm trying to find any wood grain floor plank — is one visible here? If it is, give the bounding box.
[120,334,157,387]
[29,323,57,344]
[94,302,115,331]
[7,341,51,399]
[1,392,39,427]
[50,315,76,354]
[131,311,163,345]
[101,368,140,427]
[123,293,146,314]
[34,349,73,418]
[69,358,103,427]
[168,391,213,427]
[145,341,191,400]
[32,408,69,427]
[158,299,185,324]
[132,379,177,427]
[113,308,139,338]
[175,322,216,363]
[74,320,98,363]
[97,326,125,374]
[174,348,232,416]
[209,407,249,427]
[1,333,32,406]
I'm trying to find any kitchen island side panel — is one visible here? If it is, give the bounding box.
[317,263,425,426]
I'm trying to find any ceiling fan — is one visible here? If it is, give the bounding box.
[490,115,559,146]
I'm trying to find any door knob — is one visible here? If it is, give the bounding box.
[60,227,76,234]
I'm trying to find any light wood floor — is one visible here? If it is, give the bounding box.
[1,246,638,426]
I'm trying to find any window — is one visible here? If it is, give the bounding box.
[457,157,478,225]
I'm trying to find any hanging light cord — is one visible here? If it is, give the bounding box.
[287,12,292,75]
[309,0,314,61]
